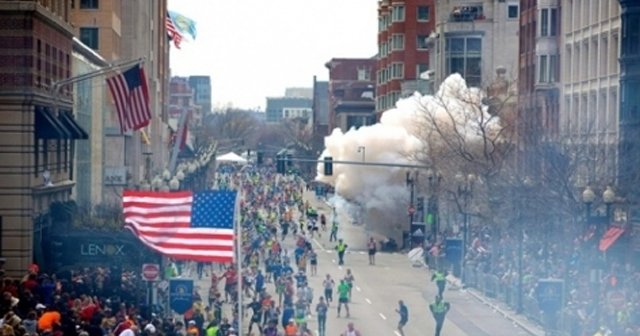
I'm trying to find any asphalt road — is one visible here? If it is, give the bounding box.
[298,191,531,336]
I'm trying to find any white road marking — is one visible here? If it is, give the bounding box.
[312,238,323,249]
[379,313,387,320]
[365,298,372,304]
[325,250,332,253]
[394,331,402,336]
[332,259,336,264]
[355,286,361,292]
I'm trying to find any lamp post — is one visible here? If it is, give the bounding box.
[406,170,418,249]
[581,185,615,325]
[357,146,366,162]
[582,185,615,235]
[456,173,475,283]
[426,169,442,244]
[517,176,534,314]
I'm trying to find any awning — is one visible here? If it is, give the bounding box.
[35,106,71,139]
[599,226,625,252]
[57,110,89,140]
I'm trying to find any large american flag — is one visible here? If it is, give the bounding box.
[123,190,237,262]
[165,13,183,49]
[105,64,152,134]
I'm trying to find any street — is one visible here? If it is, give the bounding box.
[279,191,532,336]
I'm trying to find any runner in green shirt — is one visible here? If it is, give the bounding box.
[337,279,350,318]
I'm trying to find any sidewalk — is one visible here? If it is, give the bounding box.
[434,268,546,336]
[304,190,546,336]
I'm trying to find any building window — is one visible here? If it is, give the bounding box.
[508,4,519,19]
[391,63,404,79]
[549,54,558,82]
[357,67,371,81]
[445,36,482,87]
[416,64,429,78]
[392,34,405,50]
[392,5,405,22]
[538,54,559,83]
[538,55,548,82]
[540,8,558,37]
[80,0,98,9]
[79,27,99,49]
[417,35,429,49]
[417,6,430,21]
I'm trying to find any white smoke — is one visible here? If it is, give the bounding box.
[315,74,500,240]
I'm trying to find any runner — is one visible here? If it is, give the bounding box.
[368,237,377,265]
[323,274,335,306]
[344,269,355,300]
[341,322,363,336]
[396,299,409,336]
[247,297,263,335]
[316,296,328,336]
[309,249,318,276]
[337,279,350,318]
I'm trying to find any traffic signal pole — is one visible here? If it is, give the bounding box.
[287,157,432,170]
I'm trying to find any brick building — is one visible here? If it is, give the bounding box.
[0,0,85,275]
[325,58,376,133]
[376,0,435,117]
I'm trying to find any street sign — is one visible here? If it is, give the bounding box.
[408,206,415,214]
[169,278,194,314]
[142,263,160,282]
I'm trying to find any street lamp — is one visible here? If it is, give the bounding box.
[357,146,366,162]
[169,177,180,191]
[581,185,615,325]
[582,185,615,234]
[517,176,534,314]
[406,170,418,249]
[456,173,475,282]
[426,169,442,243]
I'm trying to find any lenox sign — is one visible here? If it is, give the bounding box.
[80,243,125,256]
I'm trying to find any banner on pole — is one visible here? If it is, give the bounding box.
[169,278,193,314]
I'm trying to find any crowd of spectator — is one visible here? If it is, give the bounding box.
[453,222,640,336]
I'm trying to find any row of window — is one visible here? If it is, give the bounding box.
[444,37,483,87]
[377,63,405,85]
[378,34,432,57]
[376,91,402,112]
[378,5,430,32]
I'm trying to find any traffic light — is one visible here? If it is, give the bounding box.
[416,196,424,212]
[257,151,264,165]
[286,153,293,167]
[276,155,285,174]
[323,156,333,176]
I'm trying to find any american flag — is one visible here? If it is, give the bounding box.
[123,190,237,262]
[165,14,182,49]
[105,64,152,134]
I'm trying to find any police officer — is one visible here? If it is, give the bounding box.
[431,269,447,297]
[335,239,348,265]
[429,295,450,336]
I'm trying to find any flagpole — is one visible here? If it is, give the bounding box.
[235,190,243,334]
[168,109,189,175]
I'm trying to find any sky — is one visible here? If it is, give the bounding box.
[168,0,378,111]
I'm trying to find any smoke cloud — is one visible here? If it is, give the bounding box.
[315,74,498,241]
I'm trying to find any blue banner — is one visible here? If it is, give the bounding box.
[169,278,194,314]
[535,279,564,313]
[445,238,463,276]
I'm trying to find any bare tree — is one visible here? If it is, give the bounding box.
[201,107,260,146]
[411,72,518,227]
